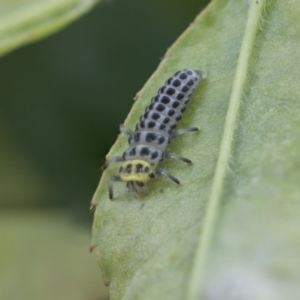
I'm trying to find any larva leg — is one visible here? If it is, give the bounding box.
[171,127,199,139]
[153,168,180,184]
[164,152,192,164]
[102,156,124,170]
[120,124,134,136]
[108,175,122,200]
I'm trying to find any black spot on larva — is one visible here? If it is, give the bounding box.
[158,136,165,144]
[173,79,181,87]
[187,70,193,75]
[166,88,175,96]
[134,132,140,142]
[129,147,136,156]
[182,85,189,93]
[180,106,186,113]
[144,112,149,119]
[137,182,144,187]
[156,104,165,112]
[153,96,159,102]
[184,99,190,104]
[122,152,126,159]
[159,86,166,94]
[177,93,184,100]
[145,166,149,172]
[175,71,181,76]
[193,76,198,82]
[163,117,170,124]
[136,164,143,173]
[161,96,170,104]
[152,112,160,120]
[126,164,132,173]
[146,133,156,142]
[167,78,172,84]
[159,124,166,130]
[148,121,156,128]
[187,79,194,86]
[140,121,145,128]
[168,128,172,134]
[141,147,150,156]
[149,103,155,110]
[119,166,124,173]
[171,124,176,130]
[179,73,187,80]
[150,172,155,178]
[172,101,180,108]
[168,109,175,116]
[151,151,159,159]
[175,115,182,122]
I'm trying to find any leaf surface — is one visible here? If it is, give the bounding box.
[92,0,300,299]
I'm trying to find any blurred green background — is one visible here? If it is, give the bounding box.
[0,0,209,299]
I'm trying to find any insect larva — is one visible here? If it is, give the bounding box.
[103,69,203,199]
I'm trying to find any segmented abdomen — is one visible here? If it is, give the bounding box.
[123,69,202,167]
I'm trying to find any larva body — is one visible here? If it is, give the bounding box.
[104,69,203,199]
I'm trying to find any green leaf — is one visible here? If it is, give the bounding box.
[0,0,98,57]
[92,0,300,299]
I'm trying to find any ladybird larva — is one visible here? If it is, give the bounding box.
[103,69,203,199]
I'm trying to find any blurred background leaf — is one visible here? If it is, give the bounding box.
[0,0,209,299]
[0,0,98,57]
[0,210,108,300]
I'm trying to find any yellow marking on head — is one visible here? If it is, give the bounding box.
[119,160,151,183]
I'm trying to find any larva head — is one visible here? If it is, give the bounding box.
[119,160,151,183]
[126,181,148,197]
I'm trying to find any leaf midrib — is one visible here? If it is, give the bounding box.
[188,0,266,298]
